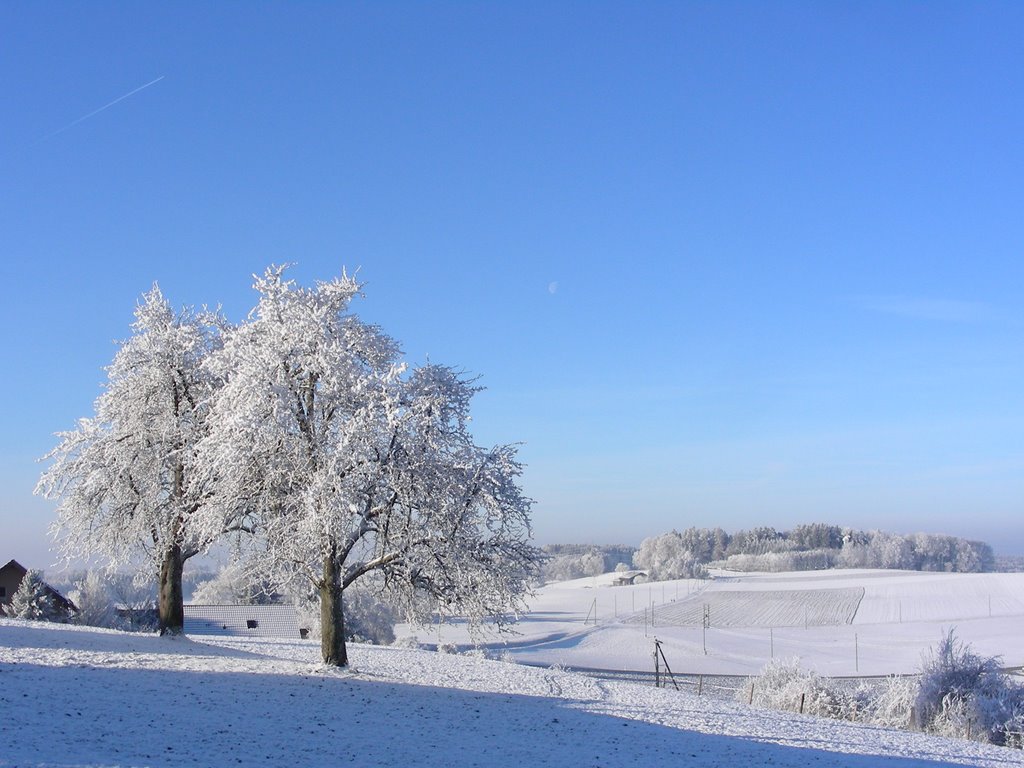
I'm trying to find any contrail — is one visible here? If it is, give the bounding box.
[38,75,165,142]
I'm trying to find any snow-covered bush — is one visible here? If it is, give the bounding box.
[391,635,423,650]
[296,586,397,646]
[7,570,72,623]
[914,630,1024,745]
[68,571,117,628]
[862,675,917,728]
[742,659,849,718]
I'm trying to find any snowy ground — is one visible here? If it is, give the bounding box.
[3,618,1023,768]
[403,569,1024,677]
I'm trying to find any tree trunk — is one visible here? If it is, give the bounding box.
[320,547,348,666]
[158,544,185,636]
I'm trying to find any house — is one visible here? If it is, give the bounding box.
[611,570,649,586]
[183,604,305,639]
[0,559,78,617]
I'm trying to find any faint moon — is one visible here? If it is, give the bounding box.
[548,281,559,294]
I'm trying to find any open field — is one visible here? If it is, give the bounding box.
[3,619,1023,767]
[403,569,1024,677]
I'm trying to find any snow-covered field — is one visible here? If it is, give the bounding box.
[3,618,1023,768]
[408,569,1024,677]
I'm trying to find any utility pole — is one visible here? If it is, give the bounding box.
[702,604,710,655]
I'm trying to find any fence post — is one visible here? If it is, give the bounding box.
[654,638,660,688]
[748,682,755,705]
[799,693,805,714]
[697,675,703,696]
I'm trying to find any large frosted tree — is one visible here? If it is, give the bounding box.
[36,287,229,634]
[195,266,537,666]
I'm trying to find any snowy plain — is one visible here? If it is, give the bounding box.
[3,616,1024,768]
[412,569,1024,677]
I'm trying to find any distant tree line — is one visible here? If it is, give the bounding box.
[538,544,636,583]
[633,524,995,580]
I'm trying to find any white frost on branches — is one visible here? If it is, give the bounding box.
[192,266,538,663]
[37,286,227,570]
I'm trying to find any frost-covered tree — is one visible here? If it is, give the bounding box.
[194,267,538,666]
[191,562,281,605]
[36,286,233,635]
[7,570,71,622]
[68,570,117,628]
[633,531,706,580]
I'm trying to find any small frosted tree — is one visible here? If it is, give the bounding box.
[192,562,281,605]
[7,570,71,622]
[69,571,117,628]
[194,267,538,666]
[36,286,235,635]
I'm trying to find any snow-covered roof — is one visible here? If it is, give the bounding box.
[183,604,303,639]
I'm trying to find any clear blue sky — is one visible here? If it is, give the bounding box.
[3,2,1023,568]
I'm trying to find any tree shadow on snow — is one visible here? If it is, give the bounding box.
[0,621,271,660]
[3,659,1019,768]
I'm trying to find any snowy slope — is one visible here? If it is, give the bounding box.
[2,619,1024,768]
[410,570,1024,677]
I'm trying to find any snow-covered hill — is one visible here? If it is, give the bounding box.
[411,569,1024,676]
[2,618,1022,767]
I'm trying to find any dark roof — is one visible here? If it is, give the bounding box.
[183,605,302,638]
[0,559,78,615]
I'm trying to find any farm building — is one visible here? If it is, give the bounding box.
[612,570,648,586]
[183,604,305,639]
[0,559,77,617]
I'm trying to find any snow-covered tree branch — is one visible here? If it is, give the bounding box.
[193,266,538,665]
[36,286,230,634]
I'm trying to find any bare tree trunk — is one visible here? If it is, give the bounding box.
[158,544,185,635]
[320,544,347,666]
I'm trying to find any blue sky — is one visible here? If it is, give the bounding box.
[3,2,1023,567]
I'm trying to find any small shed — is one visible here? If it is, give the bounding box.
[183,604,304,639]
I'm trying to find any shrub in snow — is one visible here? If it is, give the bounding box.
[914,629,1024,745]
[7,570,71,623]
[742,658,848,718]
[391,635,422,650]
[437,642,458,655]
[862,675,917,729]
[295,586,396,646]
[344,589,397,645]
[68,571,117,628]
